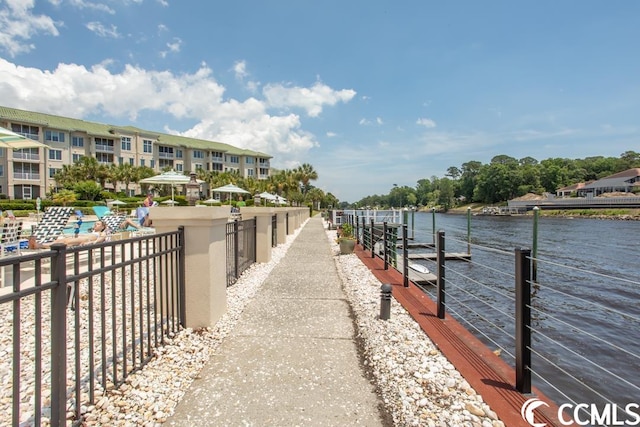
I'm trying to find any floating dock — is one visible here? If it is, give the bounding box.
[408,252,471,261]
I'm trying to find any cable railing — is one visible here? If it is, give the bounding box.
[347,211,639,424]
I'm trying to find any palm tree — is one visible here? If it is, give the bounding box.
[295,163,318,195]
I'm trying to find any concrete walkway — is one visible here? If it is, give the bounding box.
[167,217,389,427]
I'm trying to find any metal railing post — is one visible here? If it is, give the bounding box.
[178,226,186,327]
[515,247,532,393]
[383,222,388,270]
[402,225,409,287]
[234,220,239,279]
[437,230,446,319]
[50,243,68,427]
[370,219,375,258]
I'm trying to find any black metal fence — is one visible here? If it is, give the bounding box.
[0,229,185,426]
[271,214,277,247]
[226,218,257,286]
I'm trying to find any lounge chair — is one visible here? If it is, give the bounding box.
[92,206,113,219]
[30,207,74,246]
[102,214,130,233]
[0,219,24,256]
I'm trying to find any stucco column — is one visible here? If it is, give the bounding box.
[150,206,229,328]
[238,207,274,263]
[275,209,287,244]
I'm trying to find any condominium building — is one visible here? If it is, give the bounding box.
[0,106,272,199]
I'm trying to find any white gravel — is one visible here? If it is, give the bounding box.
[7,218,505,426]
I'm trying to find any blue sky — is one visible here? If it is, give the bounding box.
[1,0,639,202]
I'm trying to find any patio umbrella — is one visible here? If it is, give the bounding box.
[108,199,127,212]
[203,198,220,205]
[0,126,48,150]
[139,170,202,202]
[258,192,277,200]
[211,183,250,202]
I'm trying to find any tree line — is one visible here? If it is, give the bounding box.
[352,151,640,210]
[52,157,338,208]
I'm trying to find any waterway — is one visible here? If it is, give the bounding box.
[405,212,639,413]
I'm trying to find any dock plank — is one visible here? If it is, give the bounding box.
[408,252,471,261]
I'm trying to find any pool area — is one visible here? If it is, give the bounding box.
[63,220,96,235]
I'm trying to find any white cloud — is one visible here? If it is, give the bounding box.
[376,117,383,125]
[160,37,182,57]
[0,58,349,172]
[326,131,337,137]
[86,22,120,38]
[65,0,115,14]
[416,117,436,128]
[0,0,61,56]
[233,60,248,80]
[156,0,169,6]
[263,81,356,117]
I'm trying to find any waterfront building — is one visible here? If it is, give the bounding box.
[0,106,272,200]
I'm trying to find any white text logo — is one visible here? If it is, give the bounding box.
[521,398,549,427]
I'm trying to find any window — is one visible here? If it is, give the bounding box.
[229,156,239,164]
[194,163,203,171]
[247,169,254,176]
[212,151,223,160]
[72,136,84,147]
[95,137,115,151]
[72,154,83,162]
[118,157,123,165]
[245,156,255,164]
[193,150,203,159]
[159,159,174,169]
[140,159,145,167]
[176,163,183,172]
[121,136,132,151]
[11,124,39,139]
[212,163,223,172]
[49,150,62,161]
[176,149,183,159]
[45,130,65,142]
[96,152,113,163]
[49,168,59,178]
[159,146,174,156]
[129,158,134,166]
[0,165,3,177]
[143,139,153,153]
[150,159,155,168]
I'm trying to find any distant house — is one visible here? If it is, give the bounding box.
[556,168,640,197]
[556,181,593,198]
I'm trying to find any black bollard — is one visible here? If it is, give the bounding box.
[380,283,392,320]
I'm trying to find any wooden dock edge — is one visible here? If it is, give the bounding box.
[354,245,569,427]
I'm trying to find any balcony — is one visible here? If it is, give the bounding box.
[17,132,40,141]
[158,152,175,159]
[95,144,115,152]
[14,172,41,180]
[12,152,40,161]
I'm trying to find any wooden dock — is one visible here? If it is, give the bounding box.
[408,252,471,261]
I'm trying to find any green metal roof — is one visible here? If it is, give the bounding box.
[0,105,272,158]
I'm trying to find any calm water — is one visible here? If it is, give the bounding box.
[406,212,639,409]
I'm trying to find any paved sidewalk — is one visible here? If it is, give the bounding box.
[167,216,389,427]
